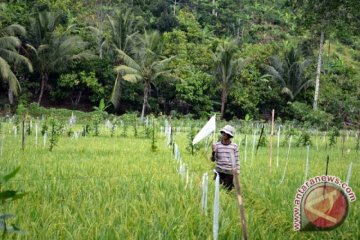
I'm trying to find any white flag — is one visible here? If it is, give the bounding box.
[192,115,216,145]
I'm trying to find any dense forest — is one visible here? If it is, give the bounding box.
[0,0,360,127]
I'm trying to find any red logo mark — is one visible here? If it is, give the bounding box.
[304,184,348,229]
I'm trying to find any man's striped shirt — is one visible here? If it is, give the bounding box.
[212,141,240,174]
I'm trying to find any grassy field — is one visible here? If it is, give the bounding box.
[0,120,359,239]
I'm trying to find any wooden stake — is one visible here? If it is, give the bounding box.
[255,125,265,154]
[269,109,275,169]
[231,153,248,240]
[233,170,248,240]
[323,155,330,196]
[325,155,329,176]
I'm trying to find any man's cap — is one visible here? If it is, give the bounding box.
[220,125,235,137]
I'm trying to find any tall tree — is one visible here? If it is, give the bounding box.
[0,24,32,105]
[26,11,93,105]
[114,31,173,119]
[264,47,312,100]
[293,0,360,110]
[212,38,245,119]
[107,8,141,109]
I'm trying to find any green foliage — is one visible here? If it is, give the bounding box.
[26,119,31,136]
[257,135,267,147]
[282,127,296,147]
[48,118,63,151]
[27,103,94,123]
[66,127,73,137]
[264,47,312,100]
[213,38,247,119]
[93,98,108,121]
[82,124,90,137]
[114,30,173,118]
[290,102,333,130]
[175,70,214,118]
[26,10,94,104]
[296,130,312,147]
[92,118,100,137]
[0,117,359,238]
[231,43,277,119]
[150,116,158,152]
[15,103,26,117]
[0,167,26,235]
[0,22,32,97]
[144,120,151,139]
[293,0,360,37]
[186,125,200,155]
[41,121,48,136]
[133,115,138,137]
[119,114,134,138]
[54,71,105,105]
[1,0,360,128]
[329,126,340,147]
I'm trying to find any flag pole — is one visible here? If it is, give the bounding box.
[212,115,216,144]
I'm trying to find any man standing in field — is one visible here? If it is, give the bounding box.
[211,125,240,190]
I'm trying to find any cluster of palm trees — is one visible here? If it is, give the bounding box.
[1,6,313,120]
[0,7,175,119]
[1,10,92,106]
[0,23,32,105]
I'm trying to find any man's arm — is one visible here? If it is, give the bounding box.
[211,143,216,162]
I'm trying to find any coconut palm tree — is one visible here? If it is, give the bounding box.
[264,47,312,100]
[114,31,173,119]
[213,38,246,119]
[26,11,94,105]
[0,24,33,104]
[106,8,141,109]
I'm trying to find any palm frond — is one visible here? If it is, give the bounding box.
[293,80,313,98]
[281,87,294,99]
[0,36,21,49]
[115,48,140,70]
[264,65,285,85]
[152,69,172,81]
[2,24,26,37]
[123,73,142,83]
[0,57,20,94]
[150,56,175,70]
[269,55,284,74]
[115,65,139,75]
[0,49,32,72]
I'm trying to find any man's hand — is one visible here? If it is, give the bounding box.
[212,144,216,152]
[211,144,216,162]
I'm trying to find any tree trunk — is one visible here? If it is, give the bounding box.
[38,73,48,105]
[141,80,150,120]
[220,89,228,119]
[111,73,122,110]
[8,89,14,105]
[212,0,217,16]
[173,0,177,15]
[74,90,82,107]
[313,31,324,110]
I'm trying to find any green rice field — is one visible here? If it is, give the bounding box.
[0,119,359,239]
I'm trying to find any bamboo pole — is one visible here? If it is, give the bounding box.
[233,169,248,240]
[231,153,248,240]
